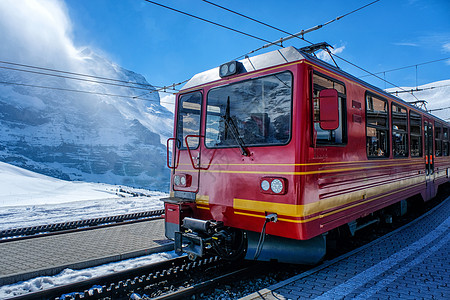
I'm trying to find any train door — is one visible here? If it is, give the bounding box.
[171,91,202,193]
[424,119,435,199]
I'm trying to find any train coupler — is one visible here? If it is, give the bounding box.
[174,231,211,257]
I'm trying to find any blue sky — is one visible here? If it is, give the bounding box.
[64,0,450,91]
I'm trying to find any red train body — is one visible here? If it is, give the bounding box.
[163,45,450,264]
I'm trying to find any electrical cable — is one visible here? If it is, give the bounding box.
[0,60,168,90]
[0,59,185,99]
[202,0,415,101]
[0,80,176,105]
[388,84,450,95]
[429,106,450,112]
[359,57,450,78]
[202,0,295,37]
[143,0,282,47]
[254,218,269,260]
[223,0,381,59]
[0,65,159,92]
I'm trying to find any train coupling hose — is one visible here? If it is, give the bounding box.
[254,213,278,260]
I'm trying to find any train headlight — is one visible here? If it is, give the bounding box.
[174,175,181,186]
[271,179,284,194]
[173,174,192,187]
[219,61,242,78]
[260,177,287,195]
[261,180,270,191]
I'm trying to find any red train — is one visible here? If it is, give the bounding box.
[163,43,450,264]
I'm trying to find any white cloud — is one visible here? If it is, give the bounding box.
[0,0,79,69]
[159,93,176,113]
[316,45,345,63]
[0,0,117,78]
[443,42,450,53]
[393,42,419,47]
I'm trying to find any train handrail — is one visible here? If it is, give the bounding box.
[184,134,212,170]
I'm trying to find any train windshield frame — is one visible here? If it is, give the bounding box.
[205,71,293,149]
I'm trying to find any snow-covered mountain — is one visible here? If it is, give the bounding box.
[0,49,173,191]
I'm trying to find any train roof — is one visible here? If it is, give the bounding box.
[181,46,448,124]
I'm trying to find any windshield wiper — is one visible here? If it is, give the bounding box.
[221,97,249,156]
[221,114,249,156]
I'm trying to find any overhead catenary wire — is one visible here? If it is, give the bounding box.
[0,80,176,105]
[388,83,450,95]
[202,0,417,101]
[359,57,450,78]
[221,0,381,59]
[143,0,283,48]
[0,60,169,90]
[0,59,185,100]
[202,0,295,38]
[0,65,164,92]
[428,106,450,113]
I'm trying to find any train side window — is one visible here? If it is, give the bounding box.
[409,111,422,157]
[312,73,346,145]
[366,93,389,158]
[435,124,442,157]
[443,127,449,156]
[392,103,408,158]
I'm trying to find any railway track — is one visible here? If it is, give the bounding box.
[7,185,449,299]
[0,210,164,242]
[9,255,259,300]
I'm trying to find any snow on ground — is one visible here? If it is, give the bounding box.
[0,161,173,297]
[0,251,178,299]
[0,161,166,230]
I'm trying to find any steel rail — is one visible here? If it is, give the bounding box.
[153,264,257,300]
[9,256,191,300]
[0,210,164,242]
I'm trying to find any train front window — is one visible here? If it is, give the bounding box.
[205,71,292,148]
[176,91,202,149]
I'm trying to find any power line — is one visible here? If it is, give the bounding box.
[202,0,295,37]
[133,79,189,99]
[0,60,180,93]
[201,0,414,100]
[0,59,185,99]
[388,84,450,95]
[0,60,162,90]
[326,49,421,102]
[142,0,390,99]
[142,0,282,47]
[225,0,381,59]
[359,57,450,78]
[0,65,159,92]
[428,106,450,113]
[0,80,176,105]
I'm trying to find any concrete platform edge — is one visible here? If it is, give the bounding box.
[0,242,173,286]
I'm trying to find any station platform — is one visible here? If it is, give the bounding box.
[242,196,450,300]
[0,219,172,286]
